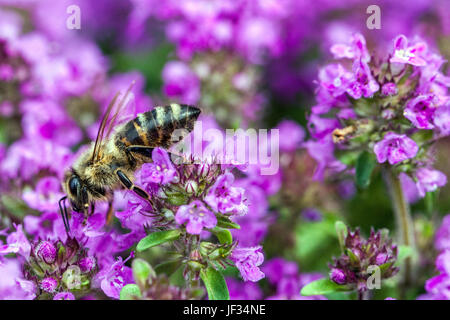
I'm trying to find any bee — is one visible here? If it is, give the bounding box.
[58,83,201,233]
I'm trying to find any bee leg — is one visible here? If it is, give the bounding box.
[116,169,156,209]
[58,196,71,234]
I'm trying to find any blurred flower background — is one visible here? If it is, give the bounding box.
[0,0,449,300]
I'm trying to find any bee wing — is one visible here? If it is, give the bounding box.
[103,81,136,139]
[91,81,136,163]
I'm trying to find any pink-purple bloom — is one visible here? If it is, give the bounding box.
[390,35,428,67]
[204,172,248,216]
[230,246,265,282]
[373,132,419,165]
[175,200,217,235]
[415,168,447,198]
[404,95,437,129]
[140,148,178,186]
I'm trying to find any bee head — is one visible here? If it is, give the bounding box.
[64,170,89,213]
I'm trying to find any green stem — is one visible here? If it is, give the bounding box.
[383,167,416,289]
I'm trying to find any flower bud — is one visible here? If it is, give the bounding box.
[40,277,58,293]
[184,180,198,194]
[62,265,82,290]
[79,257,96,273]
[381,82,398,96]
[330,268,347,285]
[375,253,388,265]
[35,241,57,264]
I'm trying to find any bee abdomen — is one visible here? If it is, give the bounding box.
[117,104,201,151]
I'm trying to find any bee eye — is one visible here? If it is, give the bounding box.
[68,176,81,196]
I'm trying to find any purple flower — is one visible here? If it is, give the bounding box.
[404,95,437,129]
[95,256,134,299]
[317,63,353,101]
[40,277,58,293]
[262,258,298,285]
[140,148,177,186]
[435,215,450,252]
[373,132,419,165]
[346,59,379,99]
[162,61,200,104]
[415,168,447,197]
[276,120,305,152]
[204,172,248,216]
[175,200,217,235]
[390,35,428,67]
[381,83,398,96]
[22,176,64,212]
[434,103,450,135]
[330,33,370,63]
[304,139,345,181]
[400,173,420,204]
[53,292,75,300]
[0,224,31,258]
[79,257,96,273]
[0,259,36,300]
[230,246,265,282]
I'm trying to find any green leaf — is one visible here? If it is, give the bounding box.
[169,266,186,287]
[216,216,240,229]
[301,279,351,296]
[132,258,155,286]
[355,151,376,189]
[200,267,230,300]
[211,227,233,244]
[120,284,141,300]
[335,221,348,252]
[136,229,181,252]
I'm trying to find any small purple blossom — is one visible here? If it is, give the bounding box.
[53,292,75,300]
[230,246,265,282]
[79,257,97,273]
[390,35,428,67]
[373,132,419,165]
[95,256,134,299]
[435,215,450,252]
[175,200,217,235]
[276,120,305,152]
[381,83,398,96]
[0,224,31,258]
[346,59,379,99]
[140,148,177,186]
[162,61,200,104]
[434,103,450,135]
[415,168,447,197]
[204,172,248,216]
[404,95,437,129]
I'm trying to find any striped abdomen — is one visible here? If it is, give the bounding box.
[116,104,201,150]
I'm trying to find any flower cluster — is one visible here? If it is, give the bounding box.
[121,147,265,283]
[329,226,399,294]
[0,225,99,299]
[306,33,449,197]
